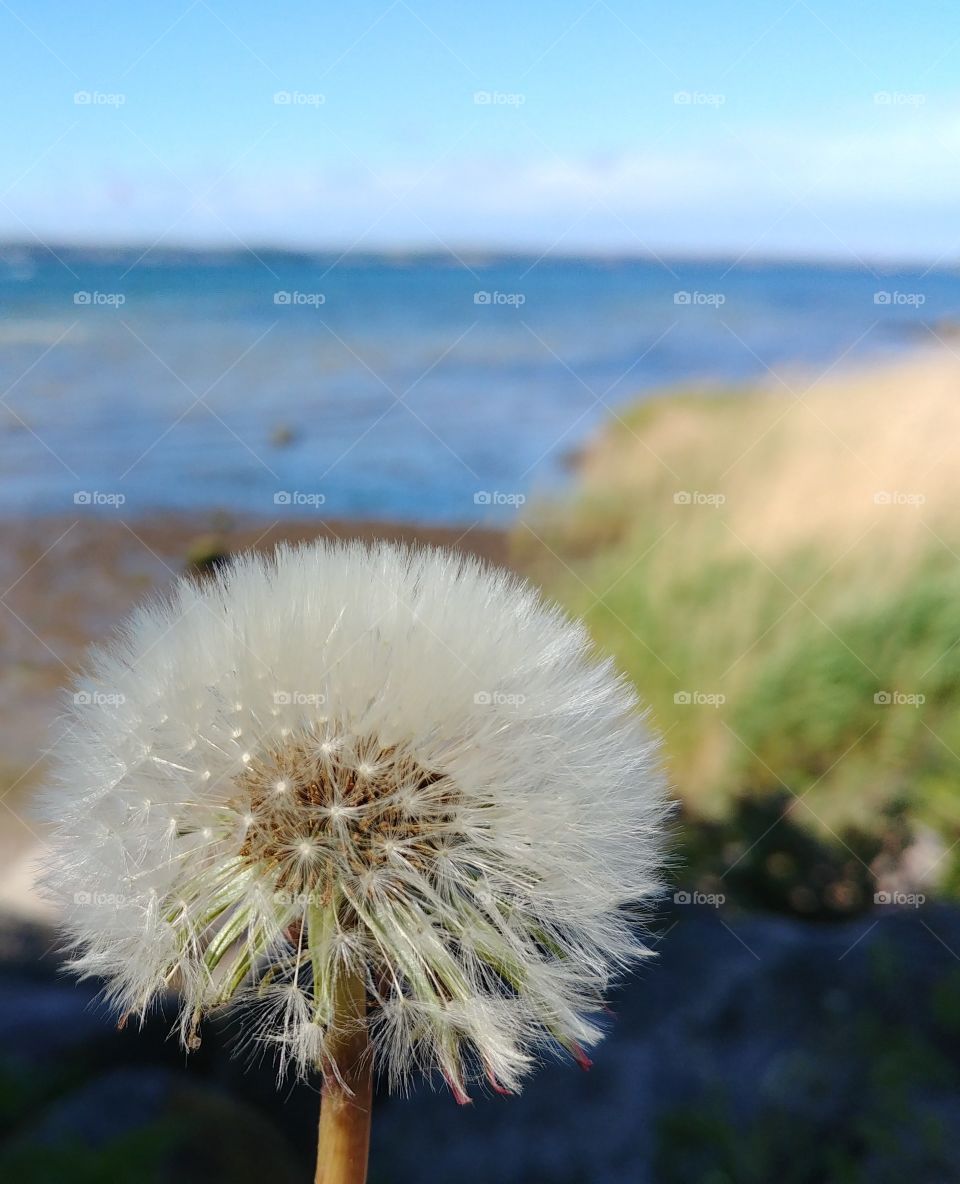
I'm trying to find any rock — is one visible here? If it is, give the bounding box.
[1,907,960,1182]
[369,905,960,1184]
[0,977,110,1065]
[873,823,948,898]
[184,535,231,575]
[270,423,298,448]
[4,1067,303,1184]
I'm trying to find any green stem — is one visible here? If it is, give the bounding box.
[314,968,372,1184]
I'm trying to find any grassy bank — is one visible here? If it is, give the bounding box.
[514,349,960,899]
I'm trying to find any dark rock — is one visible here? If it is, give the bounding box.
[2,906,960,1183]
[4,1067,303,1184]
[0,977,110,1065]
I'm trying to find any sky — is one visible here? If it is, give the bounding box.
[1,0,959,260]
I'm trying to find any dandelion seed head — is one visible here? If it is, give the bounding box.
[41,541,669,1099]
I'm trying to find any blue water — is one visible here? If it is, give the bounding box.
[0,247,956,524]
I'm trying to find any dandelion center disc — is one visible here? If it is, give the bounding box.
[235,731,457,896]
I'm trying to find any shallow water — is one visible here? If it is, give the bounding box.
[0,247,955,523]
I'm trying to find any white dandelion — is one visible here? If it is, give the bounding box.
[41,541,669,1183]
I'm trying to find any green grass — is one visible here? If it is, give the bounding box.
[514,367,960,892]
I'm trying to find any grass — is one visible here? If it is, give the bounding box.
[513,350,960,893]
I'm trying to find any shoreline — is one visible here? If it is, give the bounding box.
[0,336,953,784]
[3,339,959,917]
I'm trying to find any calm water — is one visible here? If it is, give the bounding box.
[0,247,956,524]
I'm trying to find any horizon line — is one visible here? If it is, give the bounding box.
[1,240,957,272]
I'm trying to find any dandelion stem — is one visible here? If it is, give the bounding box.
[315,968,372,1184]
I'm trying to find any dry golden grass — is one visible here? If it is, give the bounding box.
[578,347,960,560]
[516,347,960,871]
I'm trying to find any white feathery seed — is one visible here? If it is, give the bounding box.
[41,541,669,1099]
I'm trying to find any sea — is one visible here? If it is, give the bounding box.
[0,246,955,524]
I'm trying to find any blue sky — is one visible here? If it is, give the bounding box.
[2,0,959,259]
